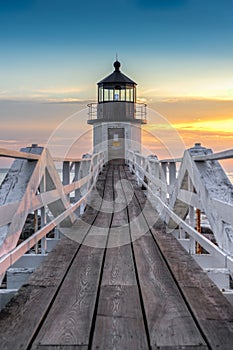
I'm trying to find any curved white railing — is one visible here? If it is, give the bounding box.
[1,143,233,289]
[127,144,233,275]
[0,147,105,281]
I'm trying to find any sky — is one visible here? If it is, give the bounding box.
[0,0,233,169]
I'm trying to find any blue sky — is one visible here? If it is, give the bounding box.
[0,0,233,162]
[1,0,233,101]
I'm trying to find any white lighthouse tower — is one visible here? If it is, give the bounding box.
[87,60,147,163]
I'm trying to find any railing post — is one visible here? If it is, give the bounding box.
[40,175,47,254]
[34,209,39,254]
[161,162,167,182]
[148,159,159,208]
[188,176,196,254]
[196,208,202,254]
[169,162,176,186]
[63,161,70,201]
[80,159,91,215]
[74,161,81,216]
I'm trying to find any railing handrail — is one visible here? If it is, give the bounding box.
[0,147,95,163]
[127,146,233,276]
[87,102,147,121]
[193,148,233,161]
[0,148,41,160]
[0,147,105,279]
[1,144,232,283]
[158,148,233,164]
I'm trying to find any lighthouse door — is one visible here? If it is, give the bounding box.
[108,128,125,164]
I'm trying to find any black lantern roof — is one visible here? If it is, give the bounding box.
[98,61,136,85]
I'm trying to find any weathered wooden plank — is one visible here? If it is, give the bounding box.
[151,346,207,350]
[102,244,137,286]
[3,163,233,350]
[123,166,207,348]
[108,165,138,283]
[92,166,148,349]
[0,168,108,350]
[132,235,206,348]
[152,228,233,350]
[31,166,113,348]
[97,285,142,318]
[92,315,148,350]
[36,346,88,349]
[32,245,106,347]
[130,163,233,349]
[0,237,80,350]
[28,236,81,287]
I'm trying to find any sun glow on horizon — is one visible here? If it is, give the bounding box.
[173,118,233,134]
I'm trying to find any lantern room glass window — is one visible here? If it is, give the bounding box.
[99,86,103,102]
[98,85,135,103]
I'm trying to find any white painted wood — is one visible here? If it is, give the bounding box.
[7,267,34,289]
[223,291,233,304]
[189,150,233,255]
[127,147,233,275]
[12,254,47,269]
[193,148,233,161]
[46,238,61,252]
[0,289,17,311]
[212,198,233,227]
[0,147,105,281]
[0,148,40,160]
[177,189,202,209]
[178,238,190,252]
[0,142,232,284]
[0,202,19,226]
[62,161,70,200]
[169,162,176,185]
[204,268,229,290]
[0,146,44,258]
[194,254,226,269]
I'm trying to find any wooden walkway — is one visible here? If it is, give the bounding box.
[1,165,233,349]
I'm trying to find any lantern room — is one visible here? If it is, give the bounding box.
[98,60,136,103]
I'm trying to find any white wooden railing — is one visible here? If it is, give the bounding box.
[0,146,105,283]
[0,142,233,290]
[127,143,233,276]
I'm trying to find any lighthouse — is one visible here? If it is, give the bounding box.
[87,60,147,163]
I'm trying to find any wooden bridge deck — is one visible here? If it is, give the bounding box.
[1,165,233,349]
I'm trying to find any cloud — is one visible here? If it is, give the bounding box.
[45,98,94,104]
[160,98,180,104]
[0,86,86,103]
[173,118,233,133]
[0,139,19,144]
[150,95,233,104]
[0,90,9,95]
[36,87,82,95]
[140,88,160,95]
[136,97,147,104]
